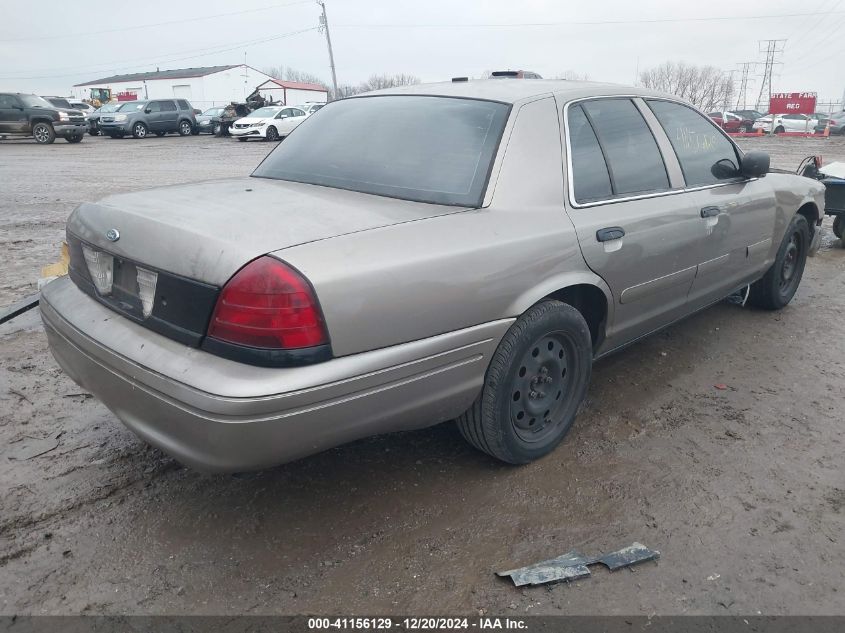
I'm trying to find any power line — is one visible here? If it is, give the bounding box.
[0,27,319,81]
[0,0,312,43]
[333,9,845,29]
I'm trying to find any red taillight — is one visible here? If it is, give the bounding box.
[207,256,328,349]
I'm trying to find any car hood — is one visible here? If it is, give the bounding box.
[66,176,468,286]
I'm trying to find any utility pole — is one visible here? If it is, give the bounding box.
[735,61,757,110]
[317,0,338,99]
[755,39,786,111]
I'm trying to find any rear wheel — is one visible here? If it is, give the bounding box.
[456,300,592,464]
[833,215,844,240]
[178,120,193,136]
[265,126,279,141]
[32,122,55,144]
[132,122,148,139]
[748,214,809,310]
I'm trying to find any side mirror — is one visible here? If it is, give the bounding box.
[144,108,152,114]
[741,151,770,178]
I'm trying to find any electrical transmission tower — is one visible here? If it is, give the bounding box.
[755,39,786,111]
[735,62,757,110]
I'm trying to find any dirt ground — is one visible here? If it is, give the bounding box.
[1,133,844,616]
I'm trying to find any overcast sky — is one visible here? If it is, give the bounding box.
[1,0,843,106]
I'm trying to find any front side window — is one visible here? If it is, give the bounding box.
[253,95,510,207]
[646,99,741,187]
[580,99,670,196]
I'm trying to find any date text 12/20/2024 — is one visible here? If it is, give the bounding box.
[307,617,527,630]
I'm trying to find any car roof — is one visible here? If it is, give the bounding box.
[358,79,682,105]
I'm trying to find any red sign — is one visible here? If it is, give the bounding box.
[769,92,817,115]
[116,91,138,102]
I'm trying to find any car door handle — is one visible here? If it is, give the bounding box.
[700,206,721,218]
[596,227,625,242]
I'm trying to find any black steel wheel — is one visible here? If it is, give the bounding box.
[748,214,809,309]
[457,300,593,464]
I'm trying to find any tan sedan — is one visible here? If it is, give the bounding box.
[41,79,825,471]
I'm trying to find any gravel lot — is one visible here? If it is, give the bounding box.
[1,133,844,616]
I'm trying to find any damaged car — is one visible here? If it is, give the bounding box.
[40,80,825,472]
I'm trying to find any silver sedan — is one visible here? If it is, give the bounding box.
[41,79,825,472]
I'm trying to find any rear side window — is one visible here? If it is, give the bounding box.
[580,99,670,196]
[0,94,20,108]
[160,101,177,112]
[568,105,612,203]
[646,100,741,187]
[177,99,190,110]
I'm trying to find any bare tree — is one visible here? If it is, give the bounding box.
[261,66,329,89]
[639,61,734,112]
[360,73,421,91]
[554,70,590,81]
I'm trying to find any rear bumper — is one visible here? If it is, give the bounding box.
[40,276,508,472]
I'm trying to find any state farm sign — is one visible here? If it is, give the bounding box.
[769,92,817,115]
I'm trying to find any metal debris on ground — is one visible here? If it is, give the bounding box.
[0,293,40,326]
[497,542,660,587]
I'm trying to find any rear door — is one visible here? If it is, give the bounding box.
[276,107,306,134]
[645,99,777,309]
[563,97,705,347]
[159,100,179,131]
[0,94,26,133]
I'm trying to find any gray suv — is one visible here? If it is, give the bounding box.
[98,98,196,139]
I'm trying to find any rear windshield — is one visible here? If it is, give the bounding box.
[252,95,510,207]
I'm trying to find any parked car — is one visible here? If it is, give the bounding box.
[295,102,326,116]
[753,113,819,133]
[195,107,225,135]
[69,101,96,116]
[228,105,307,141]
[86,102,122,136]
[98,98,197,139]
[814,111,845,135]
[0,93,87,143]
[731,109,764,122]
[707,111,753,132]
[40,80,825,472]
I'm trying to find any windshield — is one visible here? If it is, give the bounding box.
[118,101,146,111]
[253,96,509,207]
[248,107,282,118]
[19,94,54,108]
[201,107,224,116]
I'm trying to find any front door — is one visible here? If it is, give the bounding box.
[563,97,706,350]
[644,99,778,309]
[144,101,162,131]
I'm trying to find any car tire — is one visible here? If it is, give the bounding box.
[456,300,592,464]
[66,134,83,143]
[88,127,99,136]
[212,123,221,136]
[774,125,785,134]
[32,122,56,144]
[237,137,248,142]
[266,126,279,141]
[747,214,809,310]
[132,122,148,139]
[833,215,844,240]
[178,120,193,136]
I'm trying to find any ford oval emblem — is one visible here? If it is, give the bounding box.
[106,229,120,242]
